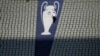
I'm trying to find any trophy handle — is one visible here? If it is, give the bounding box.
[41,1,48,23]
[54,1,60,15]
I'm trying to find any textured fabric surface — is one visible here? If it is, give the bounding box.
[50,0,100,56]
[0,0,100,56]
[0,0,37,39]
[0,0,37,56]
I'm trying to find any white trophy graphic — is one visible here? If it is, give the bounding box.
[41,1,59,35]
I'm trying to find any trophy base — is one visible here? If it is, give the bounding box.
[41,32,51,35]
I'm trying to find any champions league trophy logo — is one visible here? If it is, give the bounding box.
[41,1,60,35]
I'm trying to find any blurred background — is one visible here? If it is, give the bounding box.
[0,0,100,56]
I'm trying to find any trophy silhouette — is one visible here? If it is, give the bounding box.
[41,1,59,35]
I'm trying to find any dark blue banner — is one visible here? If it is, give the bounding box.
[35,0,63,56]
